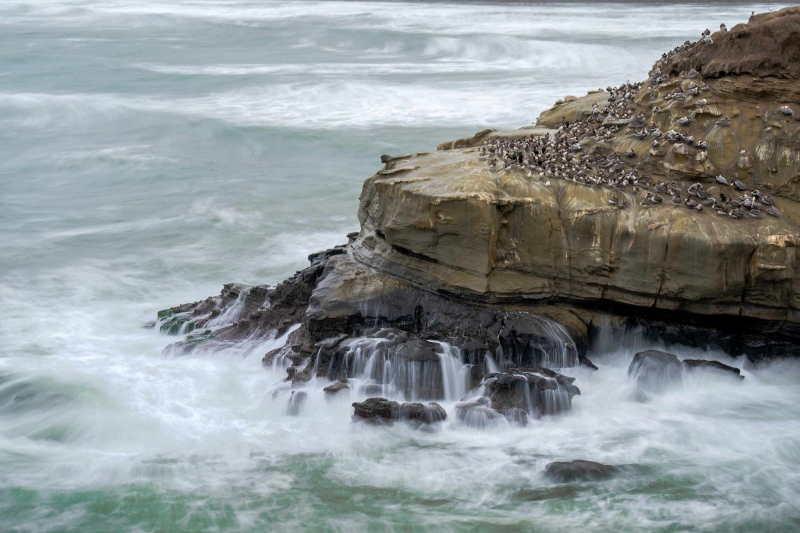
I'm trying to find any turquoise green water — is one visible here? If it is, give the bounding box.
[1,1,798,531]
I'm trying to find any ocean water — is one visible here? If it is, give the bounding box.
[1,1,799,531]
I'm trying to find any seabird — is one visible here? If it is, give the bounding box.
[715,176,728,186]
[720,23,728,32]
[732,180,747,191]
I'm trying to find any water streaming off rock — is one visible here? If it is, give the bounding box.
[1,1,798,531]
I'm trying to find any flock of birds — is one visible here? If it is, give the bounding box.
[478,23,784,221]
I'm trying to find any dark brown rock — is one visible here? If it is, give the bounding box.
[351,397,446,424]
[545,460,620,482]
[682,359,744,380]
[661,8,800,79]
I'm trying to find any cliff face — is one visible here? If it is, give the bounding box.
[352,7,800,338]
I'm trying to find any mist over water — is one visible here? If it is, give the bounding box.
[1,1,798,531]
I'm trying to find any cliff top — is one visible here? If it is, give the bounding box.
[660,6,800,79]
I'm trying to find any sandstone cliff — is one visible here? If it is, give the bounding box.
[351,7,800,349]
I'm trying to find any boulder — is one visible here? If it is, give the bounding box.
[628,350,683,394]
[682,359,744,380]
[351,398,447,424]
[483,367,580,420]
[545,460,620,482]
[323,378,350,395]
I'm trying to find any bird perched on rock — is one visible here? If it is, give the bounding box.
[720,23,728,32]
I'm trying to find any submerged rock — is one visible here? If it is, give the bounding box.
[351,398,447,424]
[286,391,307,416]
[545,460,620,482]
[682,359,744,380]
[629,350,683,394]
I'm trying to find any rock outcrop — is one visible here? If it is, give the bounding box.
[156,7,800,403]
[629,350,745,397]
[457,367,580,426]
[344,8,800,359]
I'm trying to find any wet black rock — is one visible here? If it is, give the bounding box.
[628,350,683,393]
[545,460,620,482]
[682,359,744,380]
[351,397,447,424]
[482,367,580,421]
